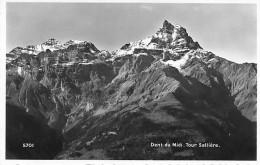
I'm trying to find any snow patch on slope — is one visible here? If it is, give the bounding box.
[161,53,190,70]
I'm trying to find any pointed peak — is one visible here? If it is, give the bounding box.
[163,20,170,25]
[163,20,174,31]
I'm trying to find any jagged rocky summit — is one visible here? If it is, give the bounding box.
[115,20,201,57]
[6,20,256,160]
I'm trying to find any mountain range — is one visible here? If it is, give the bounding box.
[6,20,256,160]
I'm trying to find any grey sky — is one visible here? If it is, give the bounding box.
[6,3,256,63]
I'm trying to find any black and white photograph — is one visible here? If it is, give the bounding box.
[1,0,258,163]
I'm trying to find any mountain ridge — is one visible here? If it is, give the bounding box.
[6,20,257,160]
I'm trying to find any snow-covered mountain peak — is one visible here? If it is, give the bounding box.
[113,20,202,58]
[8,38,101,56]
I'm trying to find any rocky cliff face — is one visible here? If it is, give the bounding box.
[6,20,256,160]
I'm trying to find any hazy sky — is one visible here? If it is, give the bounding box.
[6,3,256,63]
